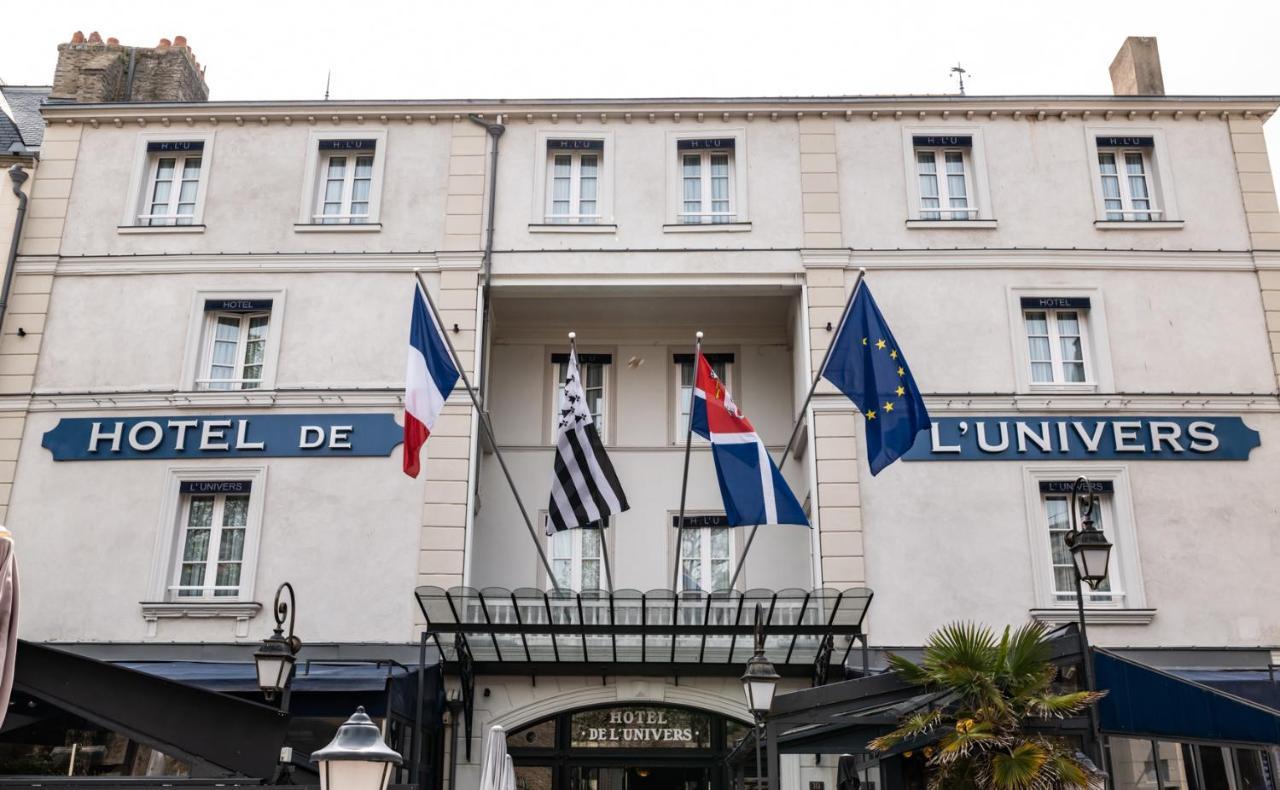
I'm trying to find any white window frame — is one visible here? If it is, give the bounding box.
[196,311,272,391]
[547,527,606,592]
[678,148,737,224]
[548,353,611,442]
[1022,306,1093,386]
[120,132,216,231]
[145,466,268,607]
[912,147,975,220]
[313,150,378,224]
[671,352,736,444]
[1084,127,1181,227]
[1006,287,1114,395]
[1021,466,1148,618]
[665,130,750,230]
[296,130,388,229]
[544,150,602,224]
[179,290,287,392]
[170,488,253,600]
[530,131,615,231]
[676,524,735,593]
[902,127,995,226]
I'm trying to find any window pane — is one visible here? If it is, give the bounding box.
[1235,748,1273,790]
[581,528,601,559]
[181,527,210,562]
[1099,152,1124,220]
[181,157,202,178]
[214,561,241,597]
[187,495,214,528]
[1126,153,1152,220]
[945,151,967,216]
[682,154,702,223]
[354,156,374,178]
[581,559,600,591]
[550,529,572,560]
[710,560,730,592]
[917,151,940,219]
[710,527,730,559]
[222,495,249,527]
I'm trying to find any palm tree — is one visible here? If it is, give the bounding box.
[869,621,1105,790]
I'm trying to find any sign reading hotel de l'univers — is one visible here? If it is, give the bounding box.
[41,414,402,460]
[902,416,1260,461]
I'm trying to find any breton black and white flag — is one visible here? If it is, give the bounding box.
[546,347,629,534]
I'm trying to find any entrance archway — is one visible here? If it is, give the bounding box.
[505,702,751,790]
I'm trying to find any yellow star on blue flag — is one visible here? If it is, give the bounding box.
[820,283,931,475]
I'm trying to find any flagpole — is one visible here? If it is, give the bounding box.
[412,270,563,593]
[568,331,615,595]
[726,267,866,592]
[670,331,703,593]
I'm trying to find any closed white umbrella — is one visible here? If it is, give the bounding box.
[478,725,509,790]
[0,527,17,730]
[503,754,516,790]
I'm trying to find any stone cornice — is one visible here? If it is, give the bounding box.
[37,95,1280,128]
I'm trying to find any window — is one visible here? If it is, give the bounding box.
[1097,144,1157,222]
[551,353,609,435]
[313,140,376,224]
[1086,132,1180,226]
[1020,297,1092,385]
[1042,484,1119,606]
[171,481,252,599]
[913,137,974,220]
[673,353,733,440]
[296,132,387,229]
[1023,469,1149,621]
[678,526,733,593]
[137,141,206,226]
[549,527,603,591]
[196,299,272,390]
[679,140,735,224]
[545,140,602,224]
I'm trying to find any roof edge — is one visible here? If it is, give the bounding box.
[37,93,1280,121]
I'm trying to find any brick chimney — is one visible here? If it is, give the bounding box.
[49,31,209,103]
[1109,36,1165,96]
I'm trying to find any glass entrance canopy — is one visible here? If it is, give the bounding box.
[414,586,872,676]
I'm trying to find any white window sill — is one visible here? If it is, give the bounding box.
[662,222,752,233]
[529,223,618,234]
[1093,220,1184,230]
[1030,607,1155,626]
[906,219,998,229]
[118,224,207,234]
[294,223,383,233]
[1027,382,1099,395]
[140,601,262,638]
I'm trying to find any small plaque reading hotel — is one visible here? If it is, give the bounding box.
[570,706,711,749]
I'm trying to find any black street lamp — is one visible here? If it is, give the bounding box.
[254,582,302,707]
[1064,477,1113,776]
[313,706,403,790]
[741,604,779,790]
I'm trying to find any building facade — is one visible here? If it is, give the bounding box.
[5,34,1280,790]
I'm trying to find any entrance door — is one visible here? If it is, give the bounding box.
[570,766,710,790]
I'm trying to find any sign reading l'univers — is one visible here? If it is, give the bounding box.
[42,414,403,460]
[902,416,1260,461]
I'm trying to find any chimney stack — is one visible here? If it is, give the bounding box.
[1109,36,1165,96]
[49,32,209,103]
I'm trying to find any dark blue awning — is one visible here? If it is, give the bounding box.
[1095,649,1280,746]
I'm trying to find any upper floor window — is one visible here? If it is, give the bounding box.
[314,140,377,224]
[545,140,602,224]
[138,141,206,227]
[673,353,733,440]
[296,132,387,230]
[1096,137,1158,222]
[679,138,736,224]
[1021,297,1092,385]
[171,481,253,600]
[551,353,609,436]
[549,526,603,591]
[1039,481,1121,607]
[678,524,733,593]
[913,135,974,221]
[196,298,272,391]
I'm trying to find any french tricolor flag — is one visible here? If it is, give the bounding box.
[403,285,460,478]
[691,353,808,527]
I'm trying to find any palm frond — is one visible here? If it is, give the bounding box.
[868,709,943,752]
[921,622,999,677]
[885,652,933,687]
[1042,748,1103,790]
[1026,690,1107,718]
[988,741,1050,789]
[1002,622,1052,682]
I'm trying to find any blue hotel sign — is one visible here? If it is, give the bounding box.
[42,414,402,461]
[903,416,1260,461]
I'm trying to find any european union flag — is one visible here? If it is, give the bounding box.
[821,284,931,475]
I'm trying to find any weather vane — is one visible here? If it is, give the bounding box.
[950,63,969,95]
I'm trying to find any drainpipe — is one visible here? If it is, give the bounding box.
[2,165,30,334]
[466,113,504,402]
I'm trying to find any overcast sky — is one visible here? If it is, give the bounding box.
[4,0,1280,185]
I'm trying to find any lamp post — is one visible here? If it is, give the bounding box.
[254,582,302,709]
[313,706,404,790]
[1063,477,1113,775]
[741,604,779,790]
